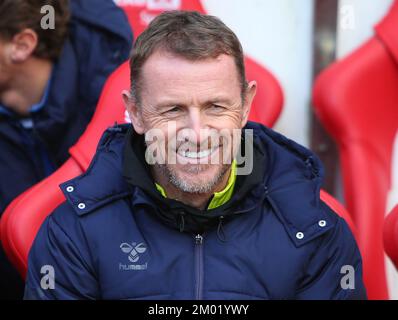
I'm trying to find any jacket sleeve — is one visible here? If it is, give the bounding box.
[24,206,99,300]
[295,215,367,300]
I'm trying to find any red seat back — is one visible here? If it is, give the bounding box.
[0,159,82,276]
[313,1,398,299]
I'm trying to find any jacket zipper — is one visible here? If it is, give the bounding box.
[194,234,204,300]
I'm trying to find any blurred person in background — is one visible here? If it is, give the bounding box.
[0,0,133,299]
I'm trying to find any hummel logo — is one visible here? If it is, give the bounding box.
[120,242,147,263]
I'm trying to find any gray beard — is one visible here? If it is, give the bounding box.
[157,163,231,194]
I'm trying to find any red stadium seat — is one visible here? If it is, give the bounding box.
[0,159,82,277]
[0,55,283,278]
[313,1,398,299]
[384,205,398,271]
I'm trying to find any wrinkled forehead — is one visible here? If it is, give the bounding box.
[139,50,242,105]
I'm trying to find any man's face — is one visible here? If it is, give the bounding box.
[126,50,256,194]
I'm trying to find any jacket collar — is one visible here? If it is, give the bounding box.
[256,122,335,246]
[60,125,132,215]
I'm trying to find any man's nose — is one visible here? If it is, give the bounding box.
[186,107,205,143]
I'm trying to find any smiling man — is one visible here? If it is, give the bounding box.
[25,11,366,300]
[131,48,253,210]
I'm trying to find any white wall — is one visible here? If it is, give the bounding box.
[202,0,314,147]
[337,0,393,58]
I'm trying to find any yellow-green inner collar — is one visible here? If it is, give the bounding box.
[155,160,237,210]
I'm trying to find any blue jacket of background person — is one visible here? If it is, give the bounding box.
[0,0,132,300]
[25,122,367,300]
[0,0,133,215]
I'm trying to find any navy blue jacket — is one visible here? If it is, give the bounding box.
[0,0,133,215]
[25,122,367,300]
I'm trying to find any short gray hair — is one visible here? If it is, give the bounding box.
[129,10,247,105]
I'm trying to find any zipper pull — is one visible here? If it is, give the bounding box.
[195,234,203,245]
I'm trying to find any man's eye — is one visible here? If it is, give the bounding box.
[163,106,181,114]
[210,104,226,110]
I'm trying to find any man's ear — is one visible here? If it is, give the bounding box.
[241,80,257,128]
[122,90,145,135]
[10,29,38,63]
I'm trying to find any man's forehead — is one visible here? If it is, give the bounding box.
[141,50,239,81]
[138,51,241,105]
